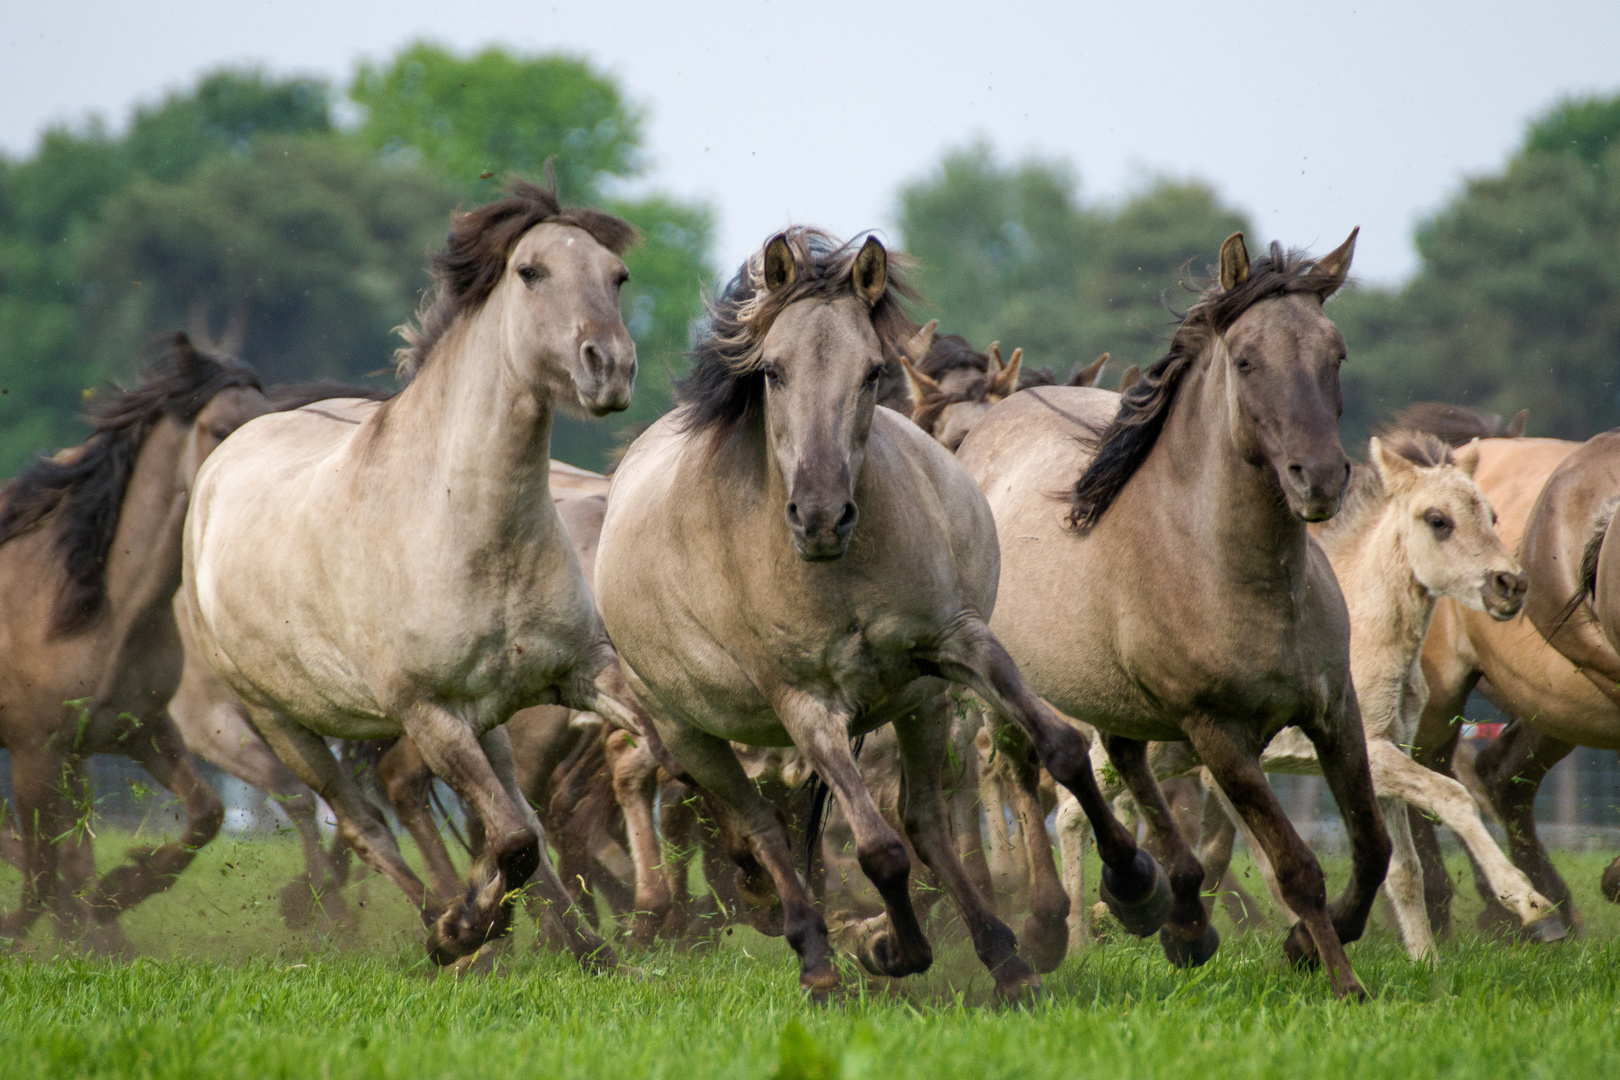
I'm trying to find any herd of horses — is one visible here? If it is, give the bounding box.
[4,175,1620,1002]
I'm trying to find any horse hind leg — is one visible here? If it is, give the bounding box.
[604,728,674,947]
[892,696,1040,1001]
[1472,720,1579,931]
[375,739,465,911]
[1379,794,1436,960]
[1102,734,1218,968]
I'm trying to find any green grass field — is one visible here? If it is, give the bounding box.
[1,831,1617,1079]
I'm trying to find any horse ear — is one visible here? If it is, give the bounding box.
[1119,365,1140,392]
[852,236,888,306]
[902,318,938,365]
[1454,438,1482,478]
[990,347,1023,399]
[1312,227,1359,300]
[1068,353,1108,387]
[1505,409,1528,438]
[1219,232,1251,292]
[1370,436,1417,491]
[763,233,797,292]
[898,352,940,418]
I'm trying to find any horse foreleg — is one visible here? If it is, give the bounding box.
[88,720,223,925]
[604,728,672,947]
[1102,734,1217,968]
[891,696,1039,1000]
[930,623,1168,939]
[989,722,1068,972]
[1462,721,1579,934]
[0,748,83,942]
[974,725,1020,907]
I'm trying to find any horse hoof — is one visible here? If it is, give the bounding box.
[1099,851,1171,938]
[1161,923,1220,968]
[1021,911,1069,974]
[1524,912,1571,944]
[853,920,931,979]
[994,967,1044,1007]
[801,967,841,1004]
[1283,921,1320,969]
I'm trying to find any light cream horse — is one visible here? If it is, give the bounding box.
[596,228,1170,1001]
[182,181,653,970]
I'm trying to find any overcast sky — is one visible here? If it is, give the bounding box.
[4,0,1617,285]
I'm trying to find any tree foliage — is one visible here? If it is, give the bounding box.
[896,141,1250,383]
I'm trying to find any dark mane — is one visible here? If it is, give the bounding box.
[1316,431,1454,550]
[0,334,261,635]
[1067,242,1347,531]
[675,227,919,447]
[1380,402,1524,447]
[395,176,638,380]
[268,382,397,410]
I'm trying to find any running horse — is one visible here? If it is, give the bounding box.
[181,179,654,971]
[957,231,1393,999]
[596,227,1169,1001]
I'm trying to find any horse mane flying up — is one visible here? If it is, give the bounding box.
[0,333,261,635]
[676,226,919,447]
[395,176,639,381]
[1314,431,1455,551]
[1380,402,1527,448]
[1066,242,1355,531]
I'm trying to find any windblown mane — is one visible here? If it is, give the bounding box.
[1067,242,1348,531]
[0,334,261,634]
[1315,431,1454,551]
[1381,402,1524,447]
[395,176,638,380]
[676,227,919,446]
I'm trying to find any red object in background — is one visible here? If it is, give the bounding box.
[1461,722,1506,741]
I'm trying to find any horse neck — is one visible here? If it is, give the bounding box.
[99,419,191,634]
[1322,502,1435,671]
[378,312,557,546]
[1144,348,1310,585]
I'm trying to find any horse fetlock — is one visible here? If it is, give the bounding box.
[492,832,540,894]
[1099,849,1171,937]
[1160,921,1220,968]
[1282,920,1321,968]
[855,837,910,893]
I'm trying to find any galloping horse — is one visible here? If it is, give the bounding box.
[182,180,652,970]
[596,228,1167,1000]
[0,335,270,948]
[958,232,1393,999]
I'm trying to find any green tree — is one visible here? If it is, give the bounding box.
[897,141,1249,380]
[78,135,457,387]
[1337,93,1620,444]
[349,43,713,465]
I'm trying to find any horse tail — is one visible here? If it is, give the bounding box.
[1549,495,1620,638]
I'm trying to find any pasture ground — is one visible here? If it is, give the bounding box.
[1,832,1617,1079]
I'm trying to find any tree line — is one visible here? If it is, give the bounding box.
[2,45,1615,474]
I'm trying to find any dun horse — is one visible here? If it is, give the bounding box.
[957,231,1393,998]
[0,336,270,947]
[182,180,655,970]
[595,228,1170,1000]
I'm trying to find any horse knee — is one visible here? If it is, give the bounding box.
[858,835,910,894]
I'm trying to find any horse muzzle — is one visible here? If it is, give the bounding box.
[572,338,636,416]
[1481,569,1528,620]
[1282,454,1352,523]
[786,498,858,562]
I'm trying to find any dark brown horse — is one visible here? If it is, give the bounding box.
[0,335,271,948]
[958,231,1392,999]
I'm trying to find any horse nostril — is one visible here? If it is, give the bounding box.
[836,503,857,533]
[1496,571,1527,598]
[786,502,801,528]
[579,341,605,377]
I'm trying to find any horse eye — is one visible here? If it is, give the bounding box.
[614,269,629,288]
[518,265,547,286]
[1423,509,1454,540]
[1234,355,1254,373]
[864,365,883,386]
[762,364,782,387]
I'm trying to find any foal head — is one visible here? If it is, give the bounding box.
[398,179,638,416]
[1367,433,1527,619]
[677,227,917,561]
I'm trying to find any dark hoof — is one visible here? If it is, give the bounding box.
[852,918,932,979]
[1161,922,1220,968]
[801,967,841,1004]
[1099,851,1172,938]
[1602,863,1620,904]
[1283,920,1319,969]
[1021,911,1069,974]
[993,964,1044,1006]
[1523,912,1571,944]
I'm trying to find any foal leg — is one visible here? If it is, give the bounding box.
[1369,738,1566,942]
[930,622,1169,936]
[1187,715,1376,1000]
[892,698,1040,1000]
[604,728,674,946]
[1102,734,1217,967]
[778,692,931,980]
